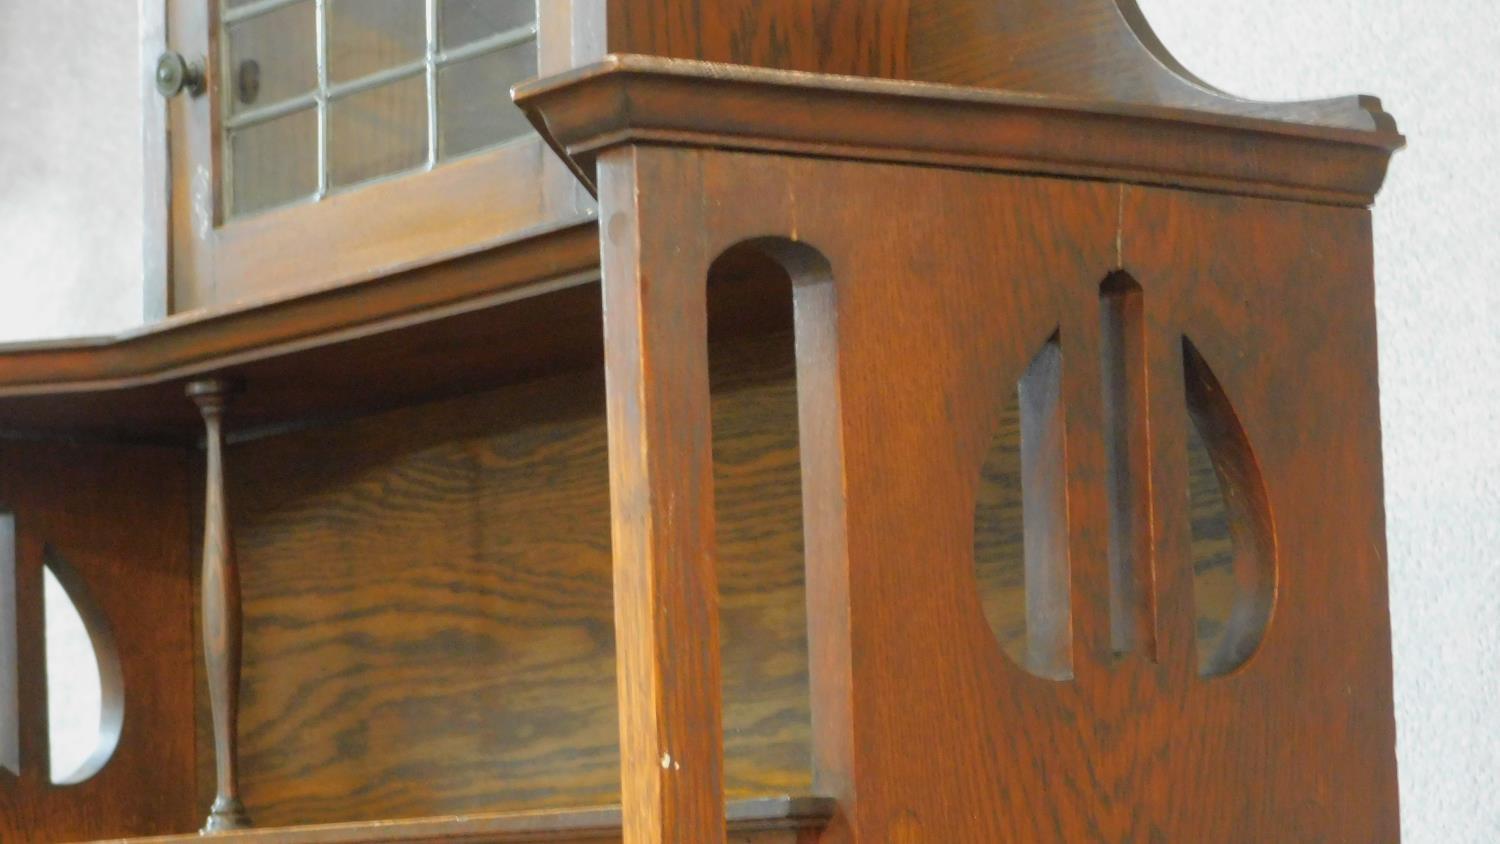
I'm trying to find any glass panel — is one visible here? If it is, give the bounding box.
[327,0,426,85]
[436,40,537,159]
[229,107,319,216]
[226,0,317,113]
[328,76,429,189]
[439,0,536,50]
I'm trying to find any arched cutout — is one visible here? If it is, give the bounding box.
[975,334,1071,680]
[706,238,834,797]
[0,513,17,776]
[42,548,124,785]
[1182,339,1277,677]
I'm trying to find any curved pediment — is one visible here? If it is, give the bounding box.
[597,0,1395,133]
[907,0,1392,132]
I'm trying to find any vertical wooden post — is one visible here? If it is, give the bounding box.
[597,145,726,843]
[187,379,251,833]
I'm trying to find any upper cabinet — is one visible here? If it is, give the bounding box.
[164,0,599,313]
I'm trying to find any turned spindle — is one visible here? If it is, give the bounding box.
[187,378,251,833]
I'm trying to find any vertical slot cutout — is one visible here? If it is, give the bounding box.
[1183,339,1276,677]
[0,513,17,776]
[1100,274,1156,659]
[708,241,818,797]
[976,335,1072,680]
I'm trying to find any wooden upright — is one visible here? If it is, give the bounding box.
[0,1,1402,842]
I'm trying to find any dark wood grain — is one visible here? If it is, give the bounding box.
[0,8,1403,841]
[594,1,1384,130]
[515,56,1400,207]
[592,144,1400,840]
[0,441,196,841]
[188,379,251,832]
[195,324,807,829]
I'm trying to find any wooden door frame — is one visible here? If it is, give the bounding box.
[163,0,599,315]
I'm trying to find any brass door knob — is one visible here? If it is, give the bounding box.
[156,51,206,98]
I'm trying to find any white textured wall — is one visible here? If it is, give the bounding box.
[0,1,145,341]
[1138,1,1500,840]
[0,0,144,781]
[0,1,1496,839]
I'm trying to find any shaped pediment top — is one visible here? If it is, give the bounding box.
[598,0,1395,133]
[907,0,1392,132]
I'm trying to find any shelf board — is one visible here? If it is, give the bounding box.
[0,220,602,443]
[85,797,834,843]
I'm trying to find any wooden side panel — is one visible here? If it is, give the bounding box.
[611,147,1398,840]
[0,441,196,842]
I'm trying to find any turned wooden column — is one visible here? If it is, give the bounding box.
[187,379,251,833]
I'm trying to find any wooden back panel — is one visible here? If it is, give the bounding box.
[594,0,1383,130]
[211,304,812,826]
[604,145,1399,841]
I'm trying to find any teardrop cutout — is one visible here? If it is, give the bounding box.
[975,334,1071,680]
[43,549,124,785]
[1183,339,1276,677]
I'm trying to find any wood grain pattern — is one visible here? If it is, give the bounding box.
[0,441,196,841]
[0,222,601,440]
[200,323,808,828]
[595,145,1400,840]
[188,379,252,832]
[590,0,1385,129]
[515,56,1400,207]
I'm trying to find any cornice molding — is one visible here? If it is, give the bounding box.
[515,54,1403,207]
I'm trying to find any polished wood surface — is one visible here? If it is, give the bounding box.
[89,797,832,844]
[598,144,727,842]
[515,55,1400,207]
[1,4,1403,840]
[163,0,589,314]
[0,221,599,440]
[188,380,251,832]
[0,442,196,841]
[594,0,1387,130]
[589,143,1400,840]
[205,323,807,828]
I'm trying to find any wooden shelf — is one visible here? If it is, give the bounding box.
[0,220,602,442]
[84,797,834,843]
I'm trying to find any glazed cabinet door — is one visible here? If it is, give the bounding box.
[163,0,599,312]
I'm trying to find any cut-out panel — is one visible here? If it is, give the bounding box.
[1183,339,1276,677]
[44,550,124,785]
[975,335,1071,680]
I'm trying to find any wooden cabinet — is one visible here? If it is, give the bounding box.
[163,0,599,312]
[0,2,1403,841]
